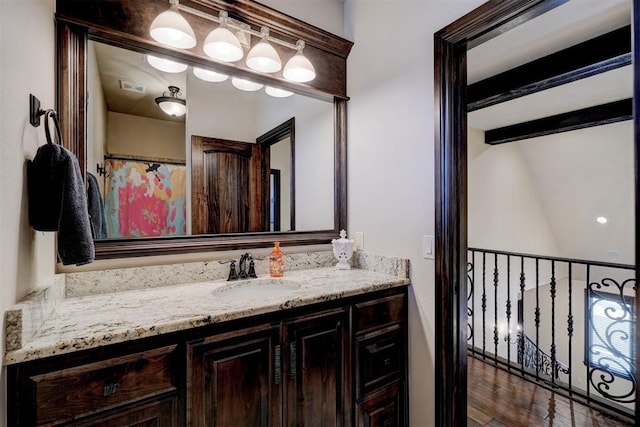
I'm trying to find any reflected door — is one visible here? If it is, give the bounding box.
[191,135,264,234]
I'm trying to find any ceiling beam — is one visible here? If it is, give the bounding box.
[484,98,632,145]
[468,25,631,112]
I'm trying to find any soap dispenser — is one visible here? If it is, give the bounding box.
[269,242,284,277]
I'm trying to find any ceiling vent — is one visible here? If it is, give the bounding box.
[119,80,145,94]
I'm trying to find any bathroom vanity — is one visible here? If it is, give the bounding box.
[5,253,410,426]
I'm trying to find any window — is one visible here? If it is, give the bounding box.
[585,290,635,380]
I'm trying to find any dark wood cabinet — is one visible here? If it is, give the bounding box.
[354,294,408,427]
[284,309,350,427]
[7,287,408,427]
[71,396,178,427]
[187,324,281,427]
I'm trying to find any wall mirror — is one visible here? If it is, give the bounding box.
[56,0,352,259]
[88,40,333,239]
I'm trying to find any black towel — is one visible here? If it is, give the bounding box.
[87,172,108,239]
[28,144,95,265]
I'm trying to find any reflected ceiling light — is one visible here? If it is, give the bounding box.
[596,216,608,224]
[193,67,228,82]
[147,55,188,73]
[265,86,293,98]
[246,27,282,73]
[231,77,263,91]
[203,11,244,62]
[150,0,196,49]
[283,41,316,83]
[155,86,187,117]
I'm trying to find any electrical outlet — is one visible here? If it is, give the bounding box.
[355,232,364,251]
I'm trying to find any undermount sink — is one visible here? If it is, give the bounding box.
[214,278,301,300]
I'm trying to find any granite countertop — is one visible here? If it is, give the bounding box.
[4,252,409,365]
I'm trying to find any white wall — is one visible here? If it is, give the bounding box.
[0,0,56,425]
[344,1,484,425]
[271,137,292,231]
[468,127,560,256]
[257,94,335,231]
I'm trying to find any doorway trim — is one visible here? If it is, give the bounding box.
[429,0,637,425]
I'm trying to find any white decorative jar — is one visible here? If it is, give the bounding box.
[331,229,354,270]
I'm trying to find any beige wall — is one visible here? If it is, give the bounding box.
[0,0,56,425]
[107,112,186,162]
[86,41,107,193]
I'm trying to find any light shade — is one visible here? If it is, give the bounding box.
[246,28,281,73]
[283,52,316,83]
[203,12,244,62]
[193,67,228,82]
[155,86,187,117]
[231,77,263,92]
[265,86,293,98]
[149,2,196,49]
[147,55,188,73]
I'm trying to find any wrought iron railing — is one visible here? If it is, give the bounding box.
[517,333,569,378]
[467,247,636,420]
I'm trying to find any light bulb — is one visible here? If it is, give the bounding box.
[246,27,281,73]
[149,2,196,49]
[265,86,293,98]
[193,67,228,82]
[231,77,263,92]
[147,55,188,73]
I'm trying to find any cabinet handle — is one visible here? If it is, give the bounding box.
[274,344,282,385]
[366,341,395,354]
[289,342,297,380]
[103,382,120,397]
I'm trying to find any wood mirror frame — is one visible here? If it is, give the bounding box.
[55,0,352,259]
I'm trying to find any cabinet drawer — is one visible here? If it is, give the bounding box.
[354,293,406,333]
[356,380,405,427]
[356,325,403,397]
[28,345,178,425]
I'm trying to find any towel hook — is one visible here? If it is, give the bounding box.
[30,94,62,145]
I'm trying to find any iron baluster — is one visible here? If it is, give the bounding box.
[506,255,512,367]
[568,262,574,393]
[494,253,499,357]
[535,258,540,379]
[482,252,487,359]
[550,261,556,385]
[519,257,526,373]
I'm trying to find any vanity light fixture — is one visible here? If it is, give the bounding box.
[203,11,244,63]
[265,86,293,98]
[150,4,316,82]
[193,67,229,82]
[147,55,188,73]
[150,0,196,49]
[283,41,316,83]
[155,86,187,117]
[231,77,263,92]
[246,27,282,73]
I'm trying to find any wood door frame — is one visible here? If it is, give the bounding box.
[257,118,296,232]
[433,0,640,425]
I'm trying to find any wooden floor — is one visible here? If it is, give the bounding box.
[467,356,634,427]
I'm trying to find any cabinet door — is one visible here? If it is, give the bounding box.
[356,381,405,427]
[284,308,350,427]
[188,324,281,427]
[70,396,177,427]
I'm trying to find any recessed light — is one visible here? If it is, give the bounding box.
[596,216,608,224]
